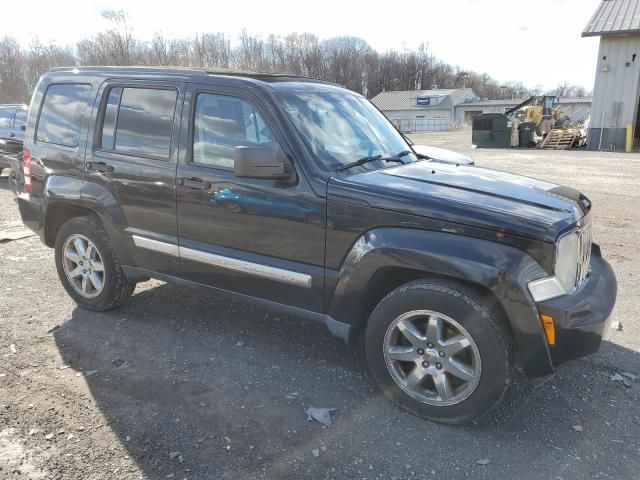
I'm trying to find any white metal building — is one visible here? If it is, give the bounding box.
[584,0,640,150]
[372,88,592,132]
[370,88,477,132]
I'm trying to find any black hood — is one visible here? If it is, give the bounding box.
[328,161,591,242]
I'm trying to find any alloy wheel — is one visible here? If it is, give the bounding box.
[62,234,106,299]
[383,310,481,406]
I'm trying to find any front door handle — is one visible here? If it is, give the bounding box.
[178,177,210,190]
[86,161,114,173]
[9,133,15,138]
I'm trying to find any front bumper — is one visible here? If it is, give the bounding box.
[537,244,617,366]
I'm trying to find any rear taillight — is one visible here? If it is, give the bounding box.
[23,150,32,194]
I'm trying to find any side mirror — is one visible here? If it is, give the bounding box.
[234,146,287,179]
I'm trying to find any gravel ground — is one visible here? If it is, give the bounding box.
[1,131,639,479]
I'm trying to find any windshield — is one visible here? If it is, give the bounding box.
[279,90,415,171]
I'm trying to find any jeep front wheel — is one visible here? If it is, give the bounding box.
[365,279,513,424]
[55,215,135,311]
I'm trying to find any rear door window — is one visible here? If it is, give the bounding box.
[99,87,177,160]
[36,84,92,147]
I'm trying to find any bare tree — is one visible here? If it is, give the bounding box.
[193,33,231,68]
[77,10,141,65]
[548,82,589,98]
[322,36,372,94]
[26,40,76,92]
[1,22,579,103]
[0,37,28,103]
[236,30,267,71]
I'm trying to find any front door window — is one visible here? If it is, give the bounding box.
[192,93,278,169]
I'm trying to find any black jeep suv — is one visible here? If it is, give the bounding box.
[18,67,616,423]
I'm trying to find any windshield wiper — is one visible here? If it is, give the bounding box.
[337,154,383,171]
[395,150,412,159]
[337,150,411,172]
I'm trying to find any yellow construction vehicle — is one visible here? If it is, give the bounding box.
[506,96,570,136]
[472,95,578,149]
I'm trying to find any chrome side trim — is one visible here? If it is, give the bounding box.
[180,246,312,288]
[131,234,312,288]
[132,235,180,257]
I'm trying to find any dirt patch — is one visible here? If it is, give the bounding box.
[0,428,50,479]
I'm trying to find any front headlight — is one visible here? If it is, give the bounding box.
[528,229,581,302]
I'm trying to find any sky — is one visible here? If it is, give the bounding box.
[6,0,602,90]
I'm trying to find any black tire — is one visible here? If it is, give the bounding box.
[365,279,513,424]
[54,215,135,311]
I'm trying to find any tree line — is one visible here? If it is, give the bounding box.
[0,10,589,104]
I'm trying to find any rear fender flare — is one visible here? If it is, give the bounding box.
[42,176,135,265]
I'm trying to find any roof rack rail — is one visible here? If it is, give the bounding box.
[47,65,332,84]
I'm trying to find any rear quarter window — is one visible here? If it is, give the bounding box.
[36,84,92,147]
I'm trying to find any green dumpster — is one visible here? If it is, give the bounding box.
[472,113,512,148]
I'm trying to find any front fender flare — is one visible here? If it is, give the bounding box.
[328,228,553,378]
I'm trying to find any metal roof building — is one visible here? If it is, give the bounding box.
[583,0,640,36]
[583,0,640,150]
[370,88,477,132]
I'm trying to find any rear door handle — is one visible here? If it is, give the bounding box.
[86,161,114,173]
[178,177,210,190]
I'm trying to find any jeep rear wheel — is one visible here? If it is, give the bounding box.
[365,279,512,424]
[55,215,135,311]
[61,233,106,299]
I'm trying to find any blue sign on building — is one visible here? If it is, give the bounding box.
[416,97,431,106]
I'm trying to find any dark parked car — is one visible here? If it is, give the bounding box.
[0,104,28,192]
[18,67,616,424]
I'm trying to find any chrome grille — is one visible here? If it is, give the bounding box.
[576,222,592,288]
